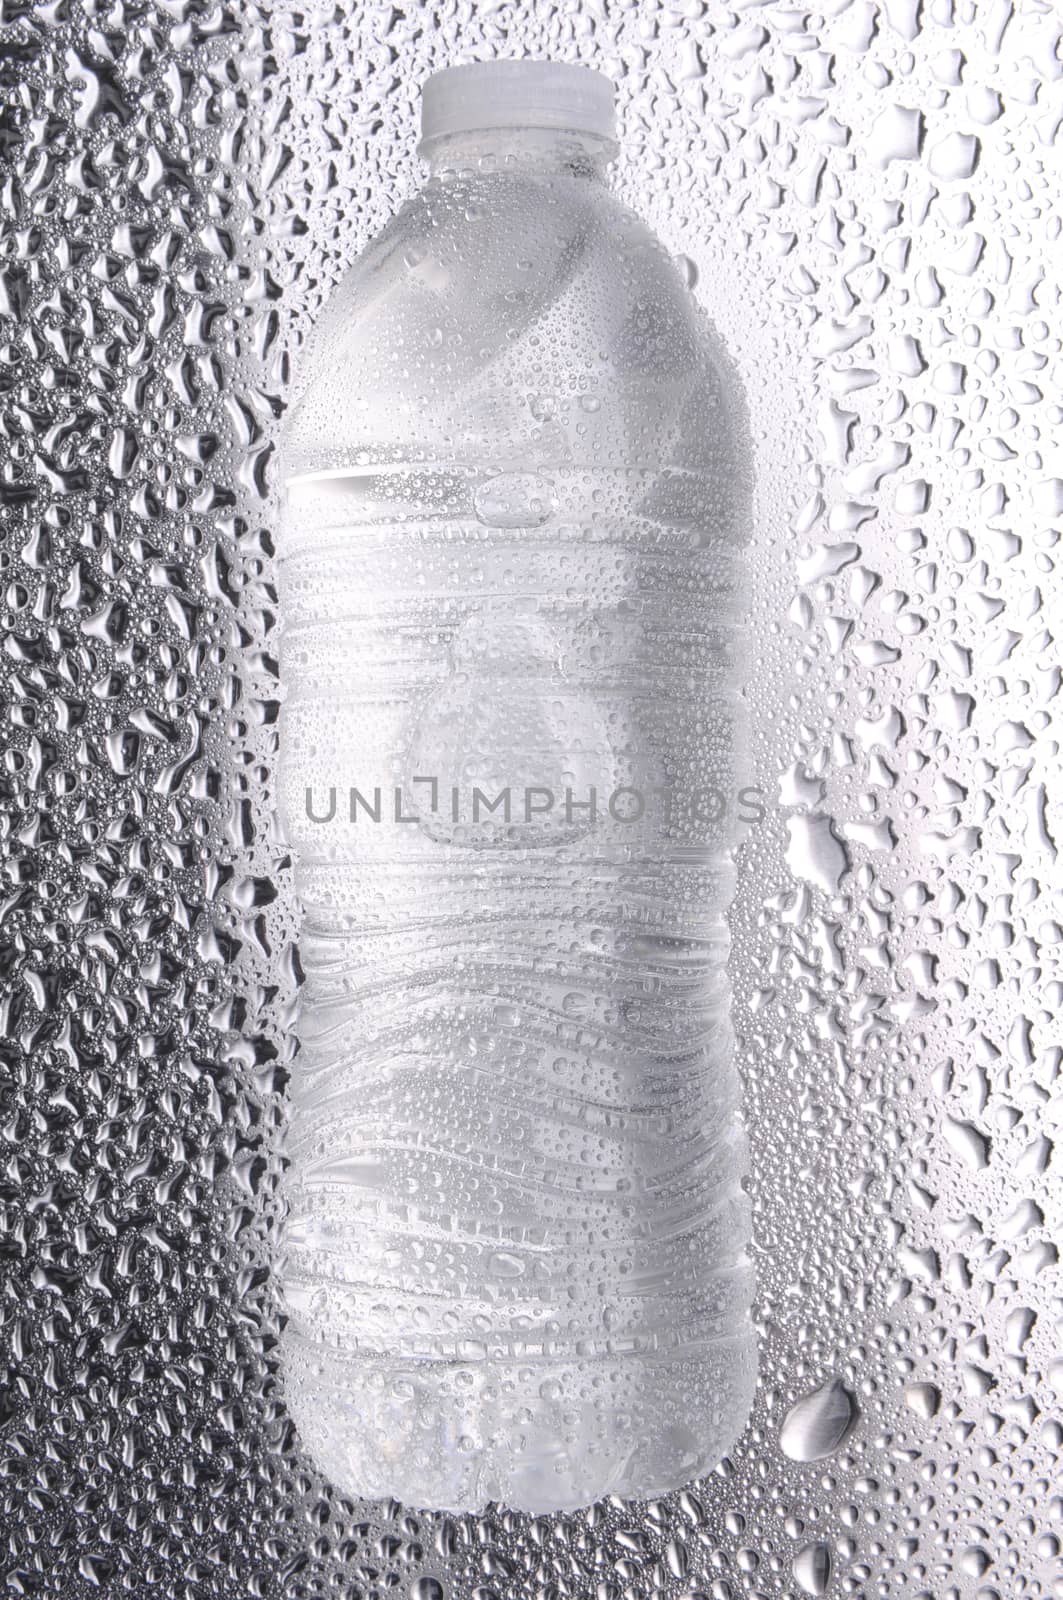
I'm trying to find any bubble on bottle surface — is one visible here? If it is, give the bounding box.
[473,472,557,528]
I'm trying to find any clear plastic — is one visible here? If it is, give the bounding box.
[276,71,757,1514]
[419,59,616,151]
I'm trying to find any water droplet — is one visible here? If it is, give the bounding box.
[676,253,699,290]
[780,1379,858,1462]
[927,130,980,180]
[793,1540,833,1595]
[904,1381,941,1420]
[473,472,556,528]
[943,1116,991,1171]
[410,1579,446,1600]
[785,814,851,894]
[868,104,924,167]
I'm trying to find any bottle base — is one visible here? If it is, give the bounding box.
[282,1332,757,1514]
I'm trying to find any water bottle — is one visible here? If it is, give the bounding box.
[276,58,756,1515]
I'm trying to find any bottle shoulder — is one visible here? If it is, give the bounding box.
[283,173,746,478]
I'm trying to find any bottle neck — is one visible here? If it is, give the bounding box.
[421,126,615,181]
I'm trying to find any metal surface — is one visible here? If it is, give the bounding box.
[0,2,1059,1595]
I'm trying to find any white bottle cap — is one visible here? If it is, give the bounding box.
[420,59,617,151]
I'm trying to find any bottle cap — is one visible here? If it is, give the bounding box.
[420,60,616,151]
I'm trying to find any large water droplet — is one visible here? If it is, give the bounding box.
[792,1541,833,1595]
[927,130,980,180]
[785,814,851,894]
[780,1379,858,1462]
[903,1381,941,1420]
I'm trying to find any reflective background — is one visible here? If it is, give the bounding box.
[0,1,1060,1596]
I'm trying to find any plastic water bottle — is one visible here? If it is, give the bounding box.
[276,58,756,1514]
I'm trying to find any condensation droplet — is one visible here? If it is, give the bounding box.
[792,1540,833,1595]
[473,472,556,528]
[780,1379,858,1462]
